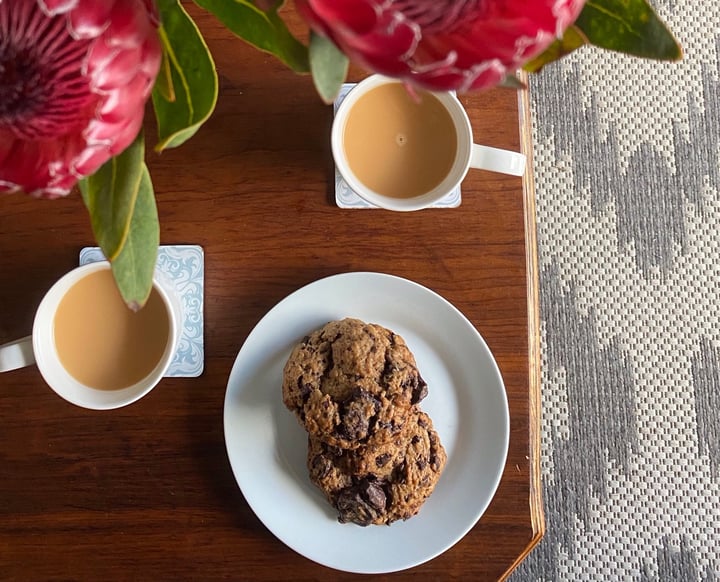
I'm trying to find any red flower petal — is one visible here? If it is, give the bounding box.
[103,1,155,49]
[68,0,115,39]
[0,0,161,198]
[92,46,144,91]
[93,75,149,127]
[38,0,78,17]
[72,143,112,177]
[297,0,587,92]
[302,0,379,36]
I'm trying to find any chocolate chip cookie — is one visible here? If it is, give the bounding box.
[282,318,428,449]
[307,410,447,526]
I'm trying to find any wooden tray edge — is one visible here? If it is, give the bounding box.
[497,71,545,582]
[499,70,545,582]
[519,72,546,543]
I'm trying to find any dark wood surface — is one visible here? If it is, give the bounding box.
[0,5,541,581]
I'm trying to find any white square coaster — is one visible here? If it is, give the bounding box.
[79,245,205,378]
[333,83,462,209]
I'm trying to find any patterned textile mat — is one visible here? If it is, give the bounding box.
[510,2,720,580]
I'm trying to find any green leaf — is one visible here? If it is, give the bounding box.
[193,0,309,73]
[155,46,176,103]
[79,134,159,309]
[79,131,145,262]
[309,32,348,104]
[152,0,218,151]
[523,26,588,73]
[109,164,160,311]
[498,73,527,89]
[575,0,682,61]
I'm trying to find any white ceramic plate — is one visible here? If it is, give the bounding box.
[223,272,509,573]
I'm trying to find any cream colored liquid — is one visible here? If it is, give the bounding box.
[54,269,170,390]
[343,83,458,199]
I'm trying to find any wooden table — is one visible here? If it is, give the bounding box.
[0,6,542,581]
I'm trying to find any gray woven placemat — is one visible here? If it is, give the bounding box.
[510,1,720,580]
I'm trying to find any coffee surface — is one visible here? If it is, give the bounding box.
[54,269,170,390]
[343,83,457,199]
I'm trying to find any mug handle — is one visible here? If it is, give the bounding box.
[470,144,526,176]
[0,336,35,372]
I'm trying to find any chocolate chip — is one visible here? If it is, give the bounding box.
[335,478,387,526]
[416,458,427,470]
[338,390,380,441]
[363,479,387,509]
[375,453,391,467]
[340,406,369,440]
[310,454,332,479]
[325,348,334,374]
[391,461,407,484]
[409,374,428,404]
[382,357,396,378]
[430,454,441,471]
[297,378,312,398]
[411,435,421,445]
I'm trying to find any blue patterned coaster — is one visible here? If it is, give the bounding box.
[79,245,205,378]
[333,83,462,209]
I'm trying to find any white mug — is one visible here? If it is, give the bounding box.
[0,261,182,410]
[332,74,526,211]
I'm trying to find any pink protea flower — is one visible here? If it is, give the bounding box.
[0,0,162,198]
[296,0,587,92]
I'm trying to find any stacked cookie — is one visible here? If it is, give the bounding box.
[282,318,446,526]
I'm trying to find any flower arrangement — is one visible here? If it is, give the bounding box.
[0,0,680,309]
